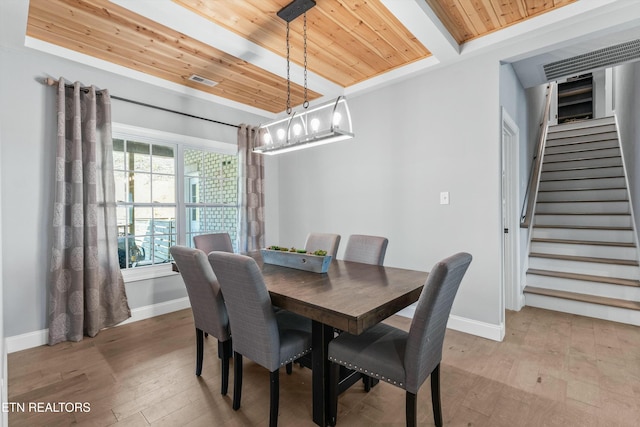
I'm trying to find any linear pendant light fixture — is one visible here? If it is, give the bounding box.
[253,0,354,155]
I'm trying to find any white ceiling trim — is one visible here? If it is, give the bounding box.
[345,55,440,97]
[381,0,459,61]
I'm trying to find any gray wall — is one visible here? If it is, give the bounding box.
[614,62,640,239]
[272,55,504,327]
[0,2,267,338]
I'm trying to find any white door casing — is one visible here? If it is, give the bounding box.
[501,108,521,313]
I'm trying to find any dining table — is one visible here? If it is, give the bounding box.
[247,251,427,427]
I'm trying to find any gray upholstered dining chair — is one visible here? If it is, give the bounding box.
[343,234,388,265]
[193,232,233,338]
[305,232,341,259]
[193,232,234,254]
[340,234,389,389]
[169,245,232,395]
[328,252,472,427]
[208,251,312,427]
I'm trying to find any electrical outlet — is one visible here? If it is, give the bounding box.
[440,191,450,205]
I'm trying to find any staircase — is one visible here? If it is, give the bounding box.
[523,116,640,325]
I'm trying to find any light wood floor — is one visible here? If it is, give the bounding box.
[8,306,640,426]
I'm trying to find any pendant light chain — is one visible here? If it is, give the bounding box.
[303,12,309,109]
[286,21,292,115]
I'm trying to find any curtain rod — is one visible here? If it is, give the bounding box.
[42,77,240,129]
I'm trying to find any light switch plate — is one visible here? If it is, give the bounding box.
[440,191,449,205]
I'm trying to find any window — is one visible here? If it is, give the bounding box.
[113,139,177,269]
[183,150,239,250]
[112,124,238,279]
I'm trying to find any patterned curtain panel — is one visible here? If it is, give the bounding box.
[237,124,265,252]
[48,79,131,345]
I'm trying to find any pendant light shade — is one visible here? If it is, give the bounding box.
[252,0,354,155]
[253,96,353,155]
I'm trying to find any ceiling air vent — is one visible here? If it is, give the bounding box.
[544,39,640,81]
[188,74,218,87]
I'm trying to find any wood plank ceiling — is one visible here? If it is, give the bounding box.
[26,0,576,114]
[425,0,576,44]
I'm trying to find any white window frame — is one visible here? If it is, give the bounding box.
[113,123,238,282]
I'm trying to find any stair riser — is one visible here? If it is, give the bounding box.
[541,167,623,181]
[545,138,619,154]
[534,214,633,227]
[525,274,640,300]
[536,189,628,202]
[535,201,629,214]
[524,294,640,327]
[532,227,635,242]
[542,154,622,173]
[527,257,639,279]
[544,148,621,163]
[548,120,615,134]
[538,177,627,191]
[530,241,638,260]
[547,127,617,141]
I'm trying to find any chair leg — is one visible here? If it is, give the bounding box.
[363,375,371,392]
[195,328,204,376]
[430,363,443,427]
[233,352,243,410]
[219,340,232,395]
[405,391,417,427]
[269,370,280,427]
[328,362,340,426]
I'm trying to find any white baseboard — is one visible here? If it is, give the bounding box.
[7,296,505,353]
[6,297,191,353]
[119,297,190,326]
[6,329,48,354]
[447,314,505,341]
[394,304,505,342]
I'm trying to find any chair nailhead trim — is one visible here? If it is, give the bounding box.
[328,356,403,387]
[280,347,312,367]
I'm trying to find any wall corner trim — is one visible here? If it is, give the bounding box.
[6,297,191,353]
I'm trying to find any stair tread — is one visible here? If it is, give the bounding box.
[533,224,632,230]
[541,176,625,182]
[536,199,628,203]
[529,252,639,266]
[549,121,615,131]
[534,212,631,216]
[548,128,616,137]
[548,132,617,139]
[542,166,622,174]
[544,153,620,162]
[531,237,636,247]
[526,268,640,287]
[546,137,618,144]
[538,187,626,192]
[523,286,640,311]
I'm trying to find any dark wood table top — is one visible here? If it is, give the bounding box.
[248,251,427,335]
